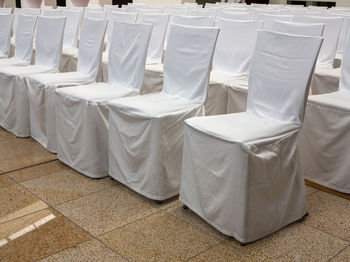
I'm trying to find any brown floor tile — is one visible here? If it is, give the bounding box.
[305,185,318,196]
[38,239,126,262]
[7,160,69,183]
[305,191,350,240]
[100,211,220,262]
[0,138,42,162]
[0,127,15,142]
[305,179,350,200]
[0,184,48,224]
[229,223,348,262]
[21,169,115,206]
[167,203,228,241]
[0,175,14,188]
[330,246,350,262]
[188,242,258,262]
[0,208,92,261]
[55,186,161,236]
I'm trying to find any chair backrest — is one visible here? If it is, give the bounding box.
[293,16,343,68]
[108,22,152,91]
[62,10,82,49]
[247,31,323,125]
[57,6,68,10]
[251,8,280,19]
[84,9,106,19]
[162,24,219,103]
[0,8,12,15]
[138,13,170,63]
[13,8,40,36]
[77,17,107,78]
[13,14,37,62]
[272,20,324,37]
[187,9,217,19]
[0,14,13,58]
[328,13,350,54]
[213,18,263,76]
[339,34,350,92]
[106,11,138,51]
[172,15,212,27]
[256,13,294,31]
[42,9,62,17]
[216,10,250,20]
[35,16,66,69]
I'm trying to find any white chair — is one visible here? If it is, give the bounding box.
[0,8,12,15]
[328,13,350,59]
[0,16,66,137]
[251,8,280,19]
[57,6,68,10]
[299,25,350,194]
[187,9,217,21]
[41,9,62,16]
[107,24,219,201]
[206,18,263,116]
[256,13,294,31]
[84,9,106,19]
[13,8,40,36]
[26,18,107,152]
[0,14,13,58]
[55,22,152,178]
[179,31,323,244]
[216,10,250,20]
[0,15,37,67]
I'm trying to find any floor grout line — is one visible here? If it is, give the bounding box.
[326,243,350,262]
[0,158,58,176]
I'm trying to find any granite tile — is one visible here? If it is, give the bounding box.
[100,211,220,262]
[0,127,15,142]
[21,169,114,206]
[0,208,92,261]
[38,239,126,262]
[0,175,14,188]
[167,203,228,241]
[0,138,42,161]
[305,191,350,240]
[55,186,161,236]
[0,184,48,224]
[330,246,350,262]
[7,160,69,183]
[305,185,318,196]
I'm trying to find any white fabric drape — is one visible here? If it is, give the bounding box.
[0,14,13,58]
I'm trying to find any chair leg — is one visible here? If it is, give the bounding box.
[156,200,163,204]
[183,204,188,210]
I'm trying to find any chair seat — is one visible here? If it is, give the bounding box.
[56,82,137,103]
[0,65,55,77]
[0,58,28,67]
[186,112,300,144]
[62,47,78,57]
[308,91,350,112]
[145,63,163,73]
[108,92,201,118]
[28,71,93,87]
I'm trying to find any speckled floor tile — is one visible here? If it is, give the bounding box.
[330,246,350,262]
[38,239,126,262]
[0,127,15,142]
[0,175,14,188]
[188,242,258,262]
[0,208,92,261]
[0,138,43,162]
[229,223,348,262]
[305,191,350,240]
[7,160,69,183]
[305,185,318,196]
[20,169,115,206]
[0,184,48,224]
[167,203,228,241]
[99,211,220,262]
[55,186,161,236]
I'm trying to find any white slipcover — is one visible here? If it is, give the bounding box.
[299,33,350,193]
[0,8,12,15]
[13,8,40,36]
[216,10,250,20]
[250,8,280,19]
[256,13,293,31]
[41,9,62,16]
[328,13,350,55]
[0,15,37,68]
[108,24,219,201]
[179,31,323,244]
[206,18,263,116]
[0,14,13,58]
[55,22,152,178]
[26,18,107,152]
[84,10,106,19]
[0,16,66,137]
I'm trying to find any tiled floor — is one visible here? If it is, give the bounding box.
[0,126,350,262]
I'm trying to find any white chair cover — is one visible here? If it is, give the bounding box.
[0,8,12,15]
[328,13,350,55]
[26,17,107,152]
[13,8,40,36]
[216,10,250,20]
[299,33,350,193]
[0,16,66,137]
[256,13,294,31]
[139,13,170,64]
[55,22,152,178]
[294,16,343,69]
[84,9,106,19]
[108,24,219,200]
[272,20,325,37]
[62,10,82,49]
[206,18,263,116]
[172,15,212,27]
[251,8,280,19]
[0,14,13,58]
[41,9,62,16]
[179,31,323,244]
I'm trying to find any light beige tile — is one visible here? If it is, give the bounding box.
[306,191,350,240]
[330,246,350,262]
[0,184,48,224]
[21,169,114,206]
[306,185,318,196]
[38,239,126,262]
[229,223,348,262]
[55,186,161,236]
[0,137,42,161]
[0,127,15,142]
[189,242,258,262]
[0,175,14,188]
[0,208,92,261]
[167,203,228,240]
[100,211,220,262]
[7,160,69,183]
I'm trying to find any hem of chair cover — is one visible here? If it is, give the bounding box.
[0,121,30,138]
[305,175,350,194]
[31,133,57,153]
[58,154,108,179]
[109,172,179,201]
[179,196,307,244]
